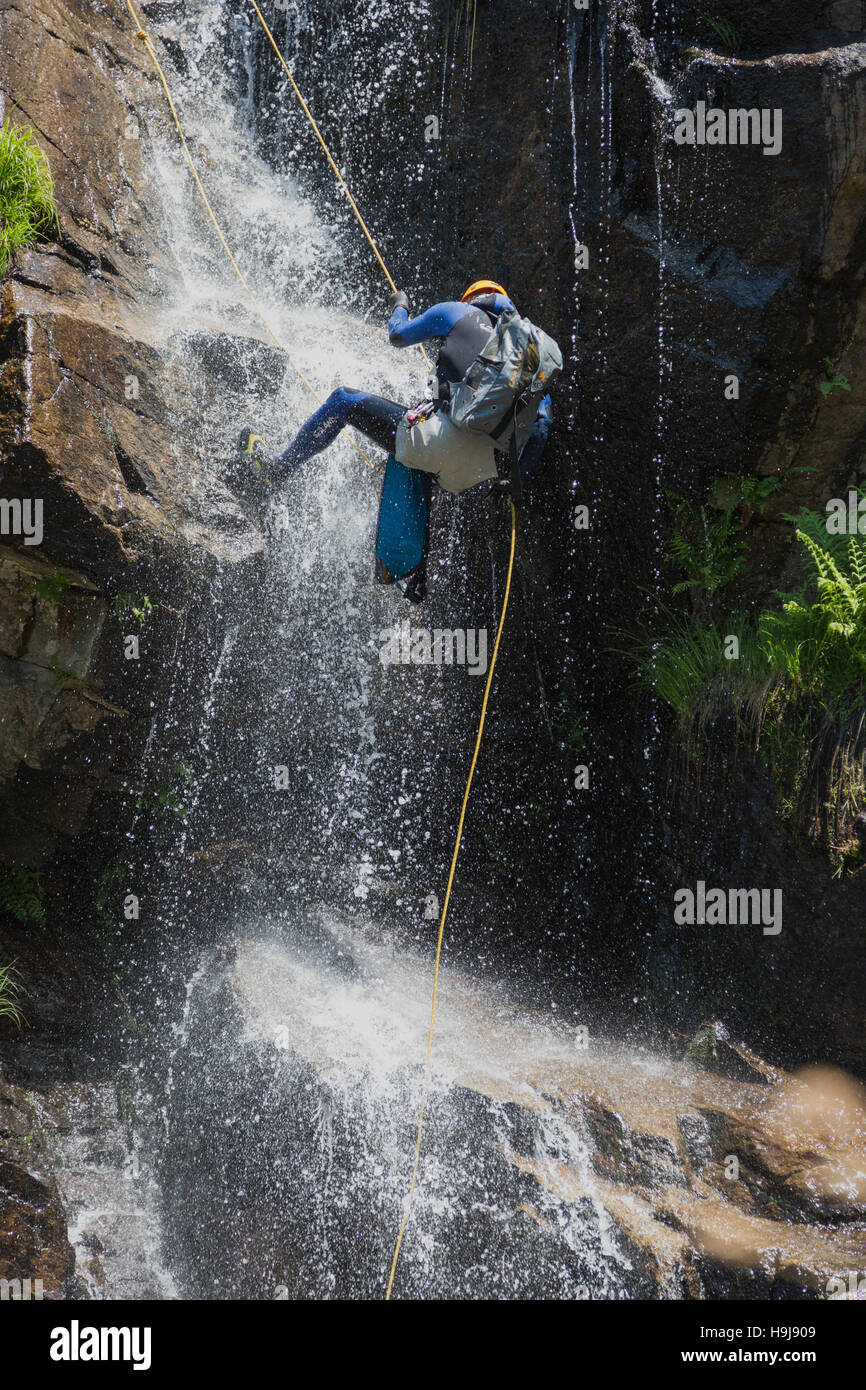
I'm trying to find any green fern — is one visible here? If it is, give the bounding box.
[0,866,45,924]
[710,473,783,516]
[634,501,866,868]
[781,490,866,570]
[666,491,749,595]
[762,505,866,706]
[668,470,820,598]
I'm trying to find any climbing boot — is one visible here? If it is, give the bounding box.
[235,428,272,474]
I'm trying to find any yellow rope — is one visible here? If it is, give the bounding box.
[246,0,432,371]
[385,499,517,1300]
[124,0,519,1301]
[242,2,519,1297]
[123,0,376,469]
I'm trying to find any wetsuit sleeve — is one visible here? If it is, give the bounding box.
[388,301,470,348]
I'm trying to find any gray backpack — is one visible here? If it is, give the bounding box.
[443,308,562,450]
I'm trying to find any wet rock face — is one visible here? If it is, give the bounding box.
[0,1,260,577]
[238,0,866,1066]
[419,2,866,1059]
[0,0,268,870]
[0,1131,73,1299]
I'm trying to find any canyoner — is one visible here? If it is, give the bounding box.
[124,0,562,605]
[238,279,562,602]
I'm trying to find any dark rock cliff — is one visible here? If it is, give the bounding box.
[0,0,864,1297]
[242,0,866,1065]
[0,0,262,891]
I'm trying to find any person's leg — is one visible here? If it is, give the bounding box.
[273,388,405,476]
[344,394,406,452]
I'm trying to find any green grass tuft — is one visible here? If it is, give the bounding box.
[697,11,742,52]
[0,117,59,277]
[0,961,27,1030]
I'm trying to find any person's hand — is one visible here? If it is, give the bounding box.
[388,290,409,313]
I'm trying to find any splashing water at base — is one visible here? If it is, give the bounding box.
[154,905,635,1299]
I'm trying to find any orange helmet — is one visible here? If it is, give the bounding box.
[461,279,508,302]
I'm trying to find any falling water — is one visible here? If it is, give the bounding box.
[84,0,641,1299]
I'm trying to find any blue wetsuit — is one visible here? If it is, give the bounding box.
[274,294,552,479]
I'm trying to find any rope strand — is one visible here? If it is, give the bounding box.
[246,0,432,371]
[385,499,517,1299]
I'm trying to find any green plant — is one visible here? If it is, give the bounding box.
[697,11,742,52]
[762,501,866,708]
[665,491,749,596]
[819,357,851,399]
[140,759,195,822]
[0,961,27,1029]
[94,862,125,932]
[114,592,154,627]
[28,572,75,603]
[0,117,59,276]
[554,697,588,756]
[0,866,45,924]
[630,611,770,731]
[709,473,781,516]
[51,662,84,693]
[667,470,814,599]
[632,505,866,870]
[89,861,134,968]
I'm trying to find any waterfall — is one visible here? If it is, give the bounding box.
[84,0,638,1300]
